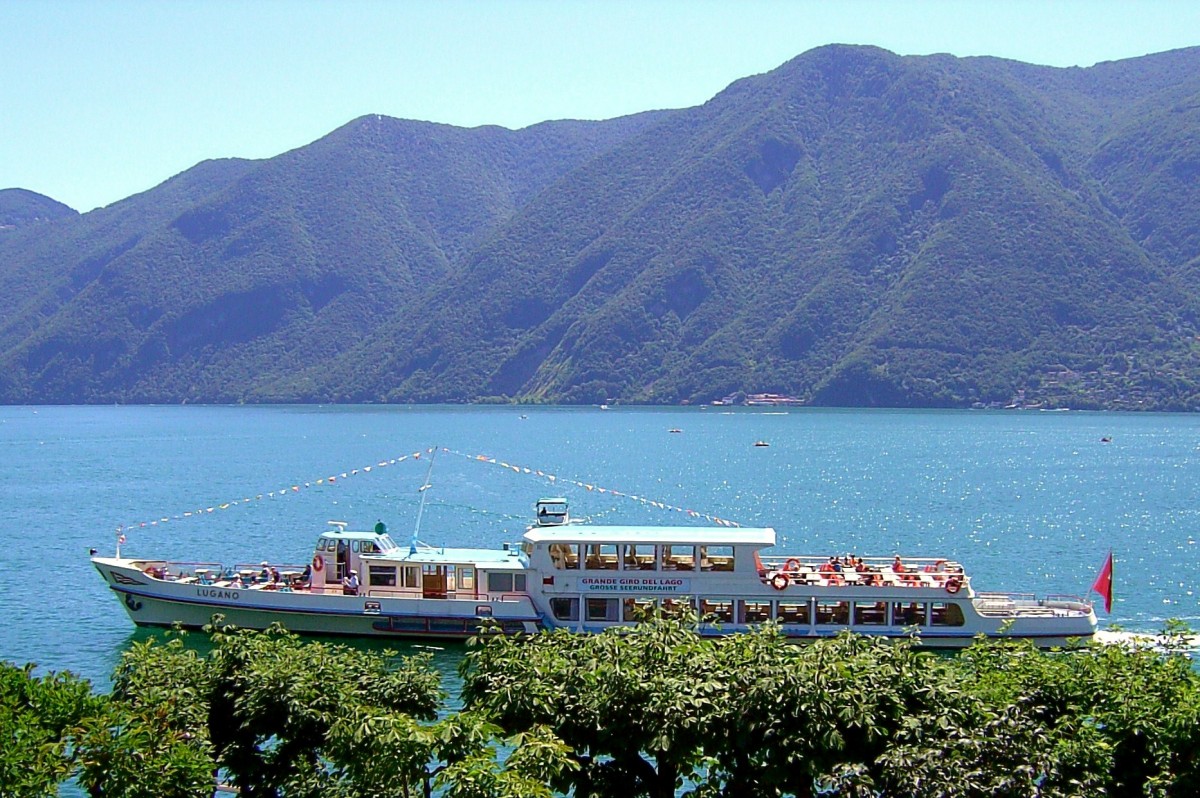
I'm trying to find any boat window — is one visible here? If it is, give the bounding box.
[660,597,695,618]
[363,541,379,553]
[815,600,850,625]
[550,597,579,621]
[622,544,656,570]
[740,600,772,623]
[377,535,397,552]
[622,597,656,621]
[700,599,734,623]
[585,543,619,570]
[931,602,966,627]
[587,597,618,622]
[521,542,533,557]
[662,545,695,571]
[776,600,811,625]
[351,541,361,553]
[368,565,397,587]
[400,566,420,588]
[459,567,475,592]
[699,545,735,572]
[317,539,330,551]
[892,602,927,627]
[548,543,579,570]
[853,601,888,626]
[487,572,529,593]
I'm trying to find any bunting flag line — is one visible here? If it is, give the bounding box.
[115,448,436,539]
[443,448,743,528]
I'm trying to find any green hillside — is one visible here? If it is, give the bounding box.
[1,45,1199,408]
[0,188,76,232]
[0,114,666,402]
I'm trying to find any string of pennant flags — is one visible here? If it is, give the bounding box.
[445,448,743,527]
[115,448,437,538]
[115,445,742,543]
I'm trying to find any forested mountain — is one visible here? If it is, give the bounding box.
[0,189,76,232]
[2,45,1199,408]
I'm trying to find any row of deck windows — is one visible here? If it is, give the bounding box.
[365,564,525,594]
[368,564,420,588]
[550,597,966,627]
[548,543,735,572]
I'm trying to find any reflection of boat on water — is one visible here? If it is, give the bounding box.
[94,499,1096,648]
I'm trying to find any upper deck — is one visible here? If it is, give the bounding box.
[523,524,776,547]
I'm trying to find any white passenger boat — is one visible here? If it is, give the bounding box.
[93,499,1097,648]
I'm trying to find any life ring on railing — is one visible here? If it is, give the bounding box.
[945,577,962,594]
[770,572,790,590]
[312,554,325,573]
[783,557,801,573]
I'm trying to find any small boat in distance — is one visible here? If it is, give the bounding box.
[93,499,1097,648]
[668,428,682,433]
[753,440,770,447]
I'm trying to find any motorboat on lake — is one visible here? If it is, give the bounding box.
[93,499,1097,647]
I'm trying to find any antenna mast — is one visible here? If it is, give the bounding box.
[410,448,436,554]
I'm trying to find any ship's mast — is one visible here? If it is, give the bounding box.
[410,448,436,555]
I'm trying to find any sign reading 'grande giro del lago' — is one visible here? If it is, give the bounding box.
[579,577,690,593]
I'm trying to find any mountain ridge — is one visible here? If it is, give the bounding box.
[2,45,1199,408]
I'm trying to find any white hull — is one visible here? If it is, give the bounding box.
[96,557,1094,648]
[94,499,1096,649]
[95,559,540,640]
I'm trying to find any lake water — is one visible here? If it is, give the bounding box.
[3,405,1199,690]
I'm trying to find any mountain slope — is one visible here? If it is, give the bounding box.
[333,45,1199,409]
[0,189,76,233]
[1,46,1199,408]
[0,113,669,402]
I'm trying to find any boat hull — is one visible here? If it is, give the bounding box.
[95,556,1096,649]
[96,559,540,640]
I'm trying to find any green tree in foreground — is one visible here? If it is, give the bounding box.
[0,662,100,797]
[4,617,1200,797]
[461,613,1200,797]
[83,620,572,798]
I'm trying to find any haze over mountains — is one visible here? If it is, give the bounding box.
[2,45,1199,408]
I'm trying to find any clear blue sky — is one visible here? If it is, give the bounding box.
[2,0,1197,212]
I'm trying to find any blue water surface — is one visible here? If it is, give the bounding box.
[2,405,1198,689]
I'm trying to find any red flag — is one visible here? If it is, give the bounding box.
[1091,551,1113,613]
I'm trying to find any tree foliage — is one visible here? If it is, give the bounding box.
[462,613,1200,797]
[5,618,1200,797]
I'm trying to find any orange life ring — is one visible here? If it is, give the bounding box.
[945,577,962,594]
[784,558,801,573]
[312,554,325,572]
[770,572,789,590]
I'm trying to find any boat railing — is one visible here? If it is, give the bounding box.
[759,555,964,574]
[150,560,311,588]
[973,592,1093,617]
[139,560,223,581]
[757,555,967,590]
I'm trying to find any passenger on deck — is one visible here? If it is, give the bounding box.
[300,564,312,587]
[343,570,360,596]
[892,555,906,573]
[259,561,271,581]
